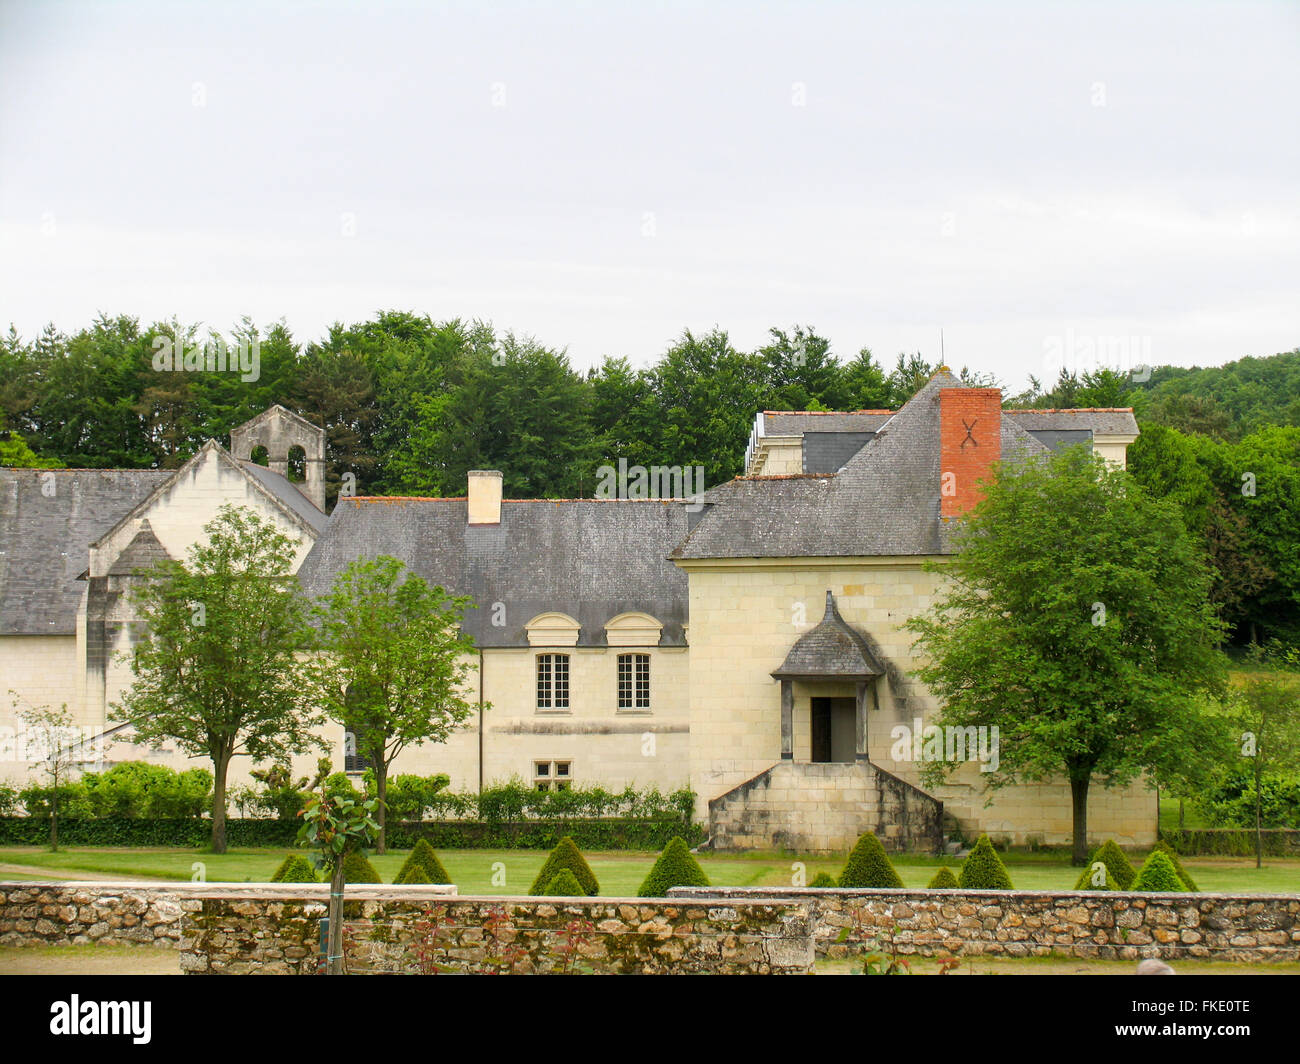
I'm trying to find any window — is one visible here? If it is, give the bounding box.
[617,653,650,710]
[536,653,570,710]
[534,760,572,791]
[343,730,371,774]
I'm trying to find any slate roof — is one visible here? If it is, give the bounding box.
[763,411,895,435]
[295,497,691,647]
[0,468,171,634]
[240,462,327,534]
[673,370,1052,560]
[772,591,885,679]
[107,521,173,576]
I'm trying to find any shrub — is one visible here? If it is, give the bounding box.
[270,853,319,883]
[382,774,451,822]
[809,872,838,888]
[529,836,599,896]
[1151,840,1198,892]
[1131,849,1186,892]
[1073,862,1118,890]
[1085,839,1136,890]
[393,838,452,884]
[0,784,16,816]
[545,869,586,895]
[837,832,903,889]
[927,866,959,889]
[958,834,1013,890]
[638,836,710,897]
[341,850,382,884]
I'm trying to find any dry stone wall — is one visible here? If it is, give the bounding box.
[669,886,1300,963]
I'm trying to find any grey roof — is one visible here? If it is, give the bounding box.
[764,411,894,435]
[673,371,1051,560]
[1006,409,1139,435]
[107,521,173,575]
[295,497,690,646]
[240,461,327,534]
[0,468,171,634]
[803,431,876,474]
[772,591,885,679]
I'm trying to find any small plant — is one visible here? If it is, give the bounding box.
[270,853,319,883]
[405,903,453,975]
[937,955,961,975]
[1151,839,1199,892]
[529,836,599,896]
[341,850,382,884]
[1131,849,1186,892]
[838,832,903,888]
[546,869,586,895]
[637,836,710,897]
[1073,861,1118,890]
[927,866,959,889]
[479,905,528,974]
[1086,839,1136,889]
[958,834,1013,889]
[808,871,838,888]
[554,917,597,975]
[393,838,452,884]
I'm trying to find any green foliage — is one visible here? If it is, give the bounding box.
[298,791,380,877]
[1131,849,1186,892]
[958,835,1014,890]
[1159,828,1294,857]
[637,836,710,897]
[340,849,382,884]
[1151,840,1199,892]
[270,853,319,883]
[1073,862,1118,890]
[1203,767,1300,828]
[927,866,959,889]
[528,836,599,896]
[18,761,212,820]
[470,780,695,823]
[544,869,586,896]
[1086,839,1137,890]
[0,784,16,815]
[809,872,838,888]
[393,838,452,884]
[837,832,904,889]
[0,430,62,467]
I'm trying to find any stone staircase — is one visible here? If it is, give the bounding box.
[705,760,944,855]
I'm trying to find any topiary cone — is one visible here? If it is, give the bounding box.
[958,834,1013,890]
[545,869,586,896]
[837,832,904,889]
[1086,839,1136,890]
[638,836,710,897]
[529,836,599,896]
[1131,849,1186,892]
[927,866,959,889]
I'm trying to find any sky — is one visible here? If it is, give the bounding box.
[1,0,1297,392]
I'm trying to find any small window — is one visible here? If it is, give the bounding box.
[536,653,570,710]
[534,760,572,791]
[343,731,372,774]
[617,653,650,710]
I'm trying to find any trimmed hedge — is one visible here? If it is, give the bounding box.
[1131,849,1186,892]
[1086,839,1136,890]
[529,837,599,896]
[1159,828,1300,857]
[638,837,710,897]
[927,866,959,889]
[270,853,319,883]
[1073,862,1118,891]
[393,839,452,884]
[0,816,703,851]
[1151,840,1198,892]
[958,834,1013,890]
[808,872,838,888]
[341,851,382,885]
[545,869,586,896]
[838,832,904,889]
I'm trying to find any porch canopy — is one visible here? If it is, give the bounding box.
[770,590,884,760]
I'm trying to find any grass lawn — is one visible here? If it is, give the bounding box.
[1,846,1297,894]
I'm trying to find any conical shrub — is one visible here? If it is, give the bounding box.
[341,850,382,884]
[1152,840,1198,892]
[545,869,586,896]
[1086,839,1136,890]
[958,834,1013,889]
[1074,861,1118,891]
[1131,849,1186,892]
[270,853,319,883]
[393,838,452,884]
[529,836,599,896]
[928,866,959,889]
[637,837,710,897]
[809,872,838,888]
[837,832,904,888]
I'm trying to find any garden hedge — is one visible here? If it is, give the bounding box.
[638,837,710,897]
[837,832,903,889]
[545,869,586,896]
[529,837,599,896]
[393,839,453,884]
[958,834,1013,890]
[808,872,838,888]
[1131,849,1186,892]
[1158,828,1299,857]
[270,853,319,883]
[1086,839,1136,890]
[927,866,959,889]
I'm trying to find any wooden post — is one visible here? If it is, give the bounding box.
[780,680,793,759]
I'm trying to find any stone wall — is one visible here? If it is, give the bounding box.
[669,886,1300,964]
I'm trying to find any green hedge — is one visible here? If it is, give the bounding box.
[1159,828,1300,857]
[0,816,704,850]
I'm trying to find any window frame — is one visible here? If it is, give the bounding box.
[536,652,571,712]
[616,652,651,712]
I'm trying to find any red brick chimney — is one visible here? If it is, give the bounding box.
[940,388,1002,519]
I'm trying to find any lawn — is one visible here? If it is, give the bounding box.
[1,846,1297,894]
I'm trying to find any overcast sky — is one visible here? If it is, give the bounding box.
[1,0,1296,391]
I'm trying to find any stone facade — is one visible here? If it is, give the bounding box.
[670,886,1300,963]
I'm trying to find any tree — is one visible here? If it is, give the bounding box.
[113,504,323,852]
[297,788,380,975]
[13,701,82,850]
[1225,645,1300,868]
[906,445,1229,863]
[306,555,480,853]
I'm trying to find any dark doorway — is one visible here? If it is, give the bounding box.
[811,697,856,763]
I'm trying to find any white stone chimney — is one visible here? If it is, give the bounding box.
[467,470,502,525]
